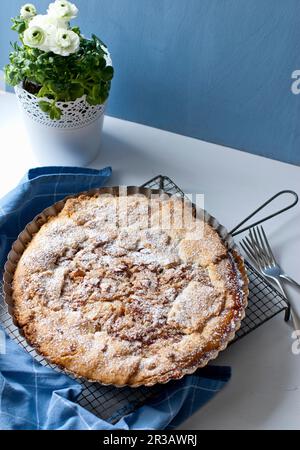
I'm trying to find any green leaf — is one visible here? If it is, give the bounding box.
[11,17,26,34]
[102,66,114,81]
[92,34,105,47]
[69,83,84,100]
[49,104,62,120]
[38,101,51,113]
[72,26,81,36]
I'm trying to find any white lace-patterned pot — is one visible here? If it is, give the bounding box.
[15,84,106,166]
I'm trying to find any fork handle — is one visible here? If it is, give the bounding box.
[273,278,300,333]
[279,274,300,290]
[273,277,289,301]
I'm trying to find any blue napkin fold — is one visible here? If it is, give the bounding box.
[0,166,231,430]
[0,331,230,430]
[0,166,112,267]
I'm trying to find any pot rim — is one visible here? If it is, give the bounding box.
[15,83,107,108]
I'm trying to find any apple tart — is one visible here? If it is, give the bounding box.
[11,191,248,386]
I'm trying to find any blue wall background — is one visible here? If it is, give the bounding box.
[1,0,300,165]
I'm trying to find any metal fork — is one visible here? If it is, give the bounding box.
[240,226,300,332]
[242,227,300,290]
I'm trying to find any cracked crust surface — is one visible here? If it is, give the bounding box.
[12,193,248,386]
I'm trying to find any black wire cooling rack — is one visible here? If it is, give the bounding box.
[0,175,296,424]
[142,175,292,338]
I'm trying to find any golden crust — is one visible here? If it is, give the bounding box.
[12,193,248,386]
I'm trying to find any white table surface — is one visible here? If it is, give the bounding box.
[1,92,300,430]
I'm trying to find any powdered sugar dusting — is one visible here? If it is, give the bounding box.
[12,193,246,385]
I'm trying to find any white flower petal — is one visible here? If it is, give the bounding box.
[23,25,46,49]
[29,14,68,31]
[50,29,80,56]
[47,1,78,21]
[20,3,37,20]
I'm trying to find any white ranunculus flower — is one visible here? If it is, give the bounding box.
[20,3,37,20]
[23,25,47,50]
[47,0,78,21]
[50,29,80,56]
[29,14,68,32]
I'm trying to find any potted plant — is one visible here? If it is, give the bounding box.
[5,1,114,166]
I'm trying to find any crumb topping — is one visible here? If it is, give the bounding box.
[12,193,247,385]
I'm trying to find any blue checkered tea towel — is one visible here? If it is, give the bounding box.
[0,166,231,430]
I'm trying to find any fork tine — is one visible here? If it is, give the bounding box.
[249,228,265,265]
[249,228,259,252]
[241,237,262,268]
[260,226,276,265]
[256,226,272,266]
[244,237,263,266]
[251,227,269,267]
[240,240,253,259]
[240,240,258,265]
[243,236,259,260]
